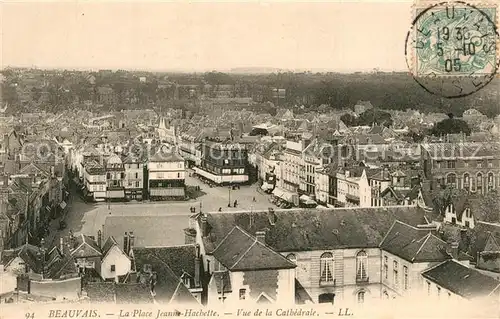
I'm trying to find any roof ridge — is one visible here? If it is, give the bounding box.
[252,238,296,268]
[231,239,257,270]
[212,226,239,253]
[411,233,432,262]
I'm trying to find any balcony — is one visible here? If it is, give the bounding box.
[319,279,336,287]
[356,275,369,284]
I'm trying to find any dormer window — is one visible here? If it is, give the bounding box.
[182,275,190,287]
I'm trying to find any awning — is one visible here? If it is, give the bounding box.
[261,182,273,191]
[299,194,317,205]
[150,188,185,197]
[272,188,284,198]
[60,201,67,210]
[273,187,295,202]
[107,190,125,198]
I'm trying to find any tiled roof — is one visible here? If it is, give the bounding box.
[131,245,197,279]
[212,226,295,271]
[86,282,115,303]
[115,283,154,304]
[202,206,428,253]
[422,260,500,299]
[131,249,197,304]
[469,221,500,258]
[101,236,120,259]
[149,148,183,163]
[380,221,451,263]
[422,142,500,159]
[71,234,102,258]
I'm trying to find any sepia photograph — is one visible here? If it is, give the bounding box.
[0,0,499,318]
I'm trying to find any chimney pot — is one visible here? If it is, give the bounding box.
[123,232,129,254]
[97,230,102,248]
[201,215,208,237]
[128,232,135,255]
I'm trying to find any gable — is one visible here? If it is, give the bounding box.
[484,234,500,252]
[72,242,102,258]
[103,245,130,264]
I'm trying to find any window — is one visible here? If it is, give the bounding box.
[383,256,388,280]
[488,173,494,191]
[356,251,368,281]
[135,172,139,179]
[463,173,470,189]
[437,287,441,298]
[477,173,483,193]
[427,281,431,295]
[488,161,493,168]
[320,252,334,283]
[318,293,335,304]
[239,289,246,300]
[403,266,408,290]
[286,253,297,264]
[357,291,365,304]
[135,181,140,188]
[393,261,399,286]
[447,161,455,169]
[110,265,115,272]
[446,173,456,187]
[183,276,190,287]
[477,161,482,168]
[464,161,469,168]
[177,173,181,178]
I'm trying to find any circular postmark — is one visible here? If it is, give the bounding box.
[405,1,499,98]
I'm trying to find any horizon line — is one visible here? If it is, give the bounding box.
[0,65,409,74]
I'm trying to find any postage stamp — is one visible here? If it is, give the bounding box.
[405,1,499,98]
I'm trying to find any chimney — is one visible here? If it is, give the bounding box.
[97,230,102,248]
[268,208,276,226]
[123,232,129,254]
[59,237,64,253]
[194,244,201,288]
[128,232,135,254]
[255,231,266,243]
[201,214,208,237]
[449,241,459,260]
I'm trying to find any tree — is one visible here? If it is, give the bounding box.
[357,108,393,127]
[431,113,471,136]
[433,187,462,214]
[340,113,357,126]
[475,190,500,223]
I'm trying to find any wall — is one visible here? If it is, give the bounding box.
[100,246,131,280]
[30,277,81,300]
[381,251,433,299]
[149,171,185,180]
[283,248,381,304]
[148,161,184,171]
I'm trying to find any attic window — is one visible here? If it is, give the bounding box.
[110,265,115,272]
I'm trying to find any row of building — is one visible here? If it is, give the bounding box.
[1,206,499,307]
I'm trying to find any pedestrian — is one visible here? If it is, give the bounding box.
[234,200,238,208]
[253,196,256,202]
[218,207,222,212]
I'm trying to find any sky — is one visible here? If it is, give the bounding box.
[1,1,413,72]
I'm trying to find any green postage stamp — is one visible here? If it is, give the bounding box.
[405,0,499,97]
